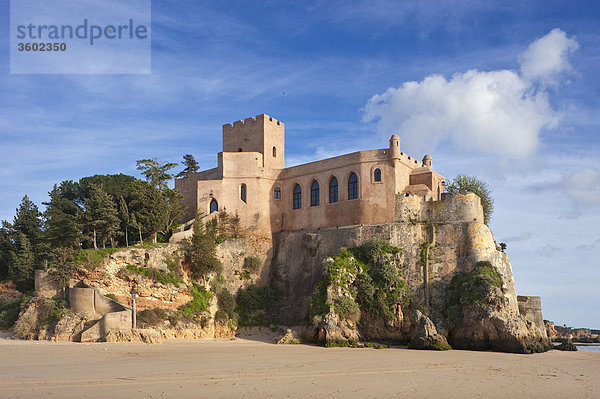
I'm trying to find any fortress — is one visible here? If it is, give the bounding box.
[175,114,445,232]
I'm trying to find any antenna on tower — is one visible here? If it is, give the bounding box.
[282,91,285,123]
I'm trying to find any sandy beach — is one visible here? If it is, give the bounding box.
[1,334,599,399]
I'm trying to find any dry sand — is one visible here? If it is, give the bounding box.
[1,334,599,399]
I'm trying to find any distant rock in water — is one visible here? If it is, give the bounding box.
[555,339,578,351]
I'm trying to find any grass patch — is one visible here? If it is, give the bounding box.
[74,248,121,269]
[126,264,183,286]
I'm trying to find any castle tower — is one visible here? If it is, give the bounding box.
[222,114,285,170]
[389,134,401,159]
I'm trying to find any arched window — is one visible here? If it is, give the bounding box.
[293,184,302,210]
[374,168,382,182]
[240,184,246,203]
[329,177,338,203]
[348,173,358,200]
[210,199,218,213]
[311,180,320,206]
[273,146,277,157]
[274,187,281,200]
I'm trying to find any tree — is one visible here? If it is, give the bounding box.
[136,158,178,190]
[8,233,35,291]
[182,215,223,279]
[48,247,77,292]
[118,195,130,247]
[445,174,494,224]
[176,154,199,178]
[84,184,120,249]
[44,183,82,249]
[12,196,43,251]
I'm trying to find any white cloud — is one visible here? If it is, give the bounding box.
[362,29,577,159]
[560,168,600,207]
[520,28,579,84]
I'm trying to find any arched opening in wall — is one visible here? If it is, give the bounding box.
[293,184,302,210]
[329,176,338,203]
[210,199,218,213]
[273,146,277,157]
[374,168,382,182]
[238,148,243,152]
[240,184,247,203]
[311,180,320,206]
[274,187,281,200]
[348,173,358,200]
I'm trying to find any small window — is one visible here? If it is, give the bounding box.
[238,148,243,152]
[293,184,302,210]
[210,199,218,213]
[348,173,358,200]
[311,180,320,206]
[374,168,381,182]
[274,187,281,200]
[240,184,246,203]
[273,146,277,157]
[329,177,338,203]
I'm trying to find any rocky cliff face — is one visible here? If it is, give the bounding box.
[269,193,550,353]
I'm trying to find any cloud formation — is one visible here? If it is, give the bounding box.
[362,29,577,159]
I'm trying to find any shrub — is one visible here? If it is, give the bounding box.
[334,296,360,321]
[445,174,494,224]
[236,285,276,326]
[214,309,229,325]
[243,256,262,273]
[217,289,236,318]
[444,261,505,327]
[182,216,223,279]
[179,284,212,315]
[74,248,121,270]
[137,308,169,327]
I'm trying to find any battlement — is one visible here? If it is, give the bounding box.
[223,114,284,131]
[396,192,484,224]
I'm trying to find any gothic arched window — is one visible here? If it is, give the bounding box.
[348,173,358,200]
[329,177,338,203]
[311,180,320,206]
[210,199,218,213]
[293,184,302,210]
[374,168,381,182]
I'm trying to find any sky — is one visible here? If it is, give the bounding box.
[1,0,599,328]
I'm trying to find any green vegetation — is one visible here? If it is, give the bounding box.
[216,288,236,319]
[48,247,78,289]
[243,256,262,273]
[182,215,223,279]
[125,264,183,286]
[236,284,276,326]
[179,284,213,315]
[175,154,200,179]
[444,261,505,327]
[74,248,121,270]
[311,239,408,325]
[0,298,21,330]
[104,293,118,301]
[445,174,494,224]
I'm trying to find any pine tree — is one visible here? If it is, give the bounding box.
[136,158,177,190]
[176,154,199,178]
[44,184,82,248]
[84,184,120,249]
[12,195,43,250]
[8,233,35,291]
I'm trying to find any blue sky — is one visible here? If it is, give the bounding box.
[1,0,599,328]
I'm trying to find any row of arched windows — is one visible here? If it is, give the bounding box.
[209,168,382,213]
[289,172,360,210]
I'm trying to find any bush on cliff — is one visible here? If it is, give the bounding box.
[444,261,505,327]
[182,215,223,279]
[236,285,275,326]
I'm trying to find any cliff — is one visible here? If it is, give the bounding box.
[269,193,549,353]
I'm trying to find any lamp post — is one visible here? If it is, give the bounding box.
[130,286,138,329]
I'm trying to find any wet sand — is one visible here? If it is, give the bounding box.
[1,337,599,398]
